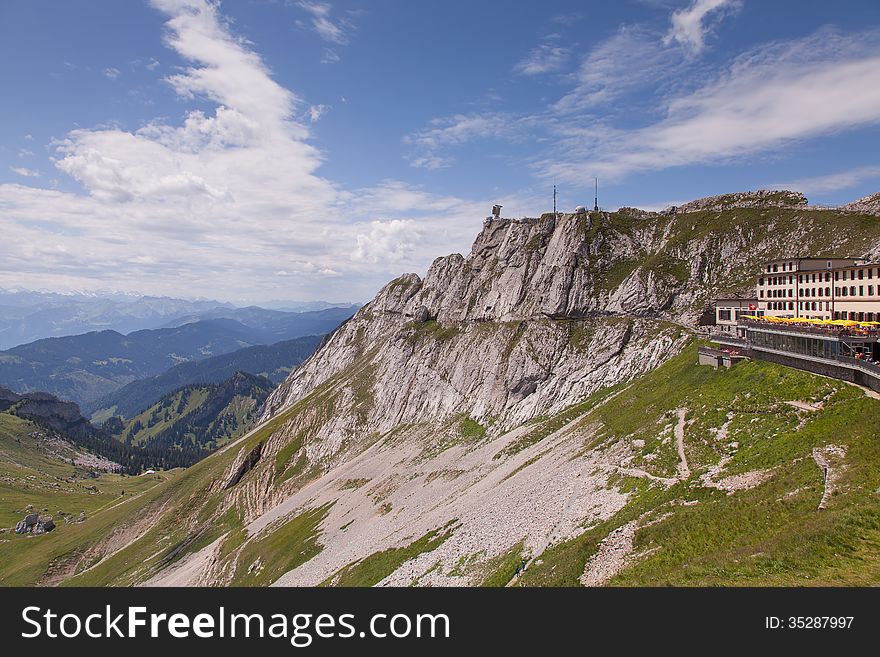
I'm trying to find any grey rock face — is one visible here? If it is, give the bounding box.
[674,189,808,213]
[14,513,55,535]
[255,212,706,483]
[842,192,880,215]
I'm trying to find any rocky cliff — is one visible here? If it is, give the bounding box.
[263,194,880,436]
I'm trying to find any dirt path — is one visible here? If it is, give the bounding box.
[674,408,691,480]
[785,400,823,412]
[579,519,639,586]
[813,445,847,510]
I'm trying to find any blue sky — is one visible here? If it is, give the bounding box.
[1,0,880,304]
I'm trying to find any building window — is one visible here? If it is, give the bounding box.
[719,309,731,321]
[826,287,831,296]
[773,264,778,272]
[860,285,864,296]
[759,290,764,298]
[851,286,857,296]
[789,302,794,310]
[870,285,875,296]
[842,287,848,296]
[788,289,793,297]
[835,271,840,281]
[859,270,865,280]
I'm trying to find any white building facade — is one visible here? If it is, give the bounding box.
[755,257,880,321]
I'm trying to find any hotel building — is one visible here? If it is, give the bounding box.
[756,257,880,321]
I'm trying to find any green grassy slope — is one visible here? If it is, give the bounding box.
[518,343,880,586]
[0,413,174,584]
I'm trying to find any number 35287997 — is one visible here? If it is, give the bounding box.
[765,616,854,629]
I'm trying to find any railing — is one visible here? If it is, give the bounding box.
[739,319,880,340]
[710,334,749,346]
[715,334,880,383]
[839,355,880,380]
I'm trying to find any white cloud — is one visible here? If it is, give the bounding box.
[404,112,526,169]
[146,57,160,70]
[664,0,740,53]
[514,44,570,75]
[297,1,352,45]
[103,67,122,79]
[544,28,880,182]
[771,165,880,196]
[23,134,33,141]
[10,167,40,178]
[307,104,330,122]
[320,48,340,64]
[351,219,422,264]
[18,149,34,158]
[554,24,682,113]
[0,0,486,303]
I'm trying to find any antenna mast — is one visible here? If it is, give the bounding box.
[593,177,599,212]
[553,183,557,214]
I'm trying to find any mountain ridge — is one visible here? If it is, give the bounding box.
[86,334,322,420]
[0,307,354,407]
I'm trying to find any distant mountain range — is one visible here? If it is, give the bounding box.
[0,288,358,350]
[0,306,354,408]
[87,334,323,420]
[159,305,356,342]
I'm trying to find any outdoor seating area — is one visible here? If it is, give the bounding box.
[740,315,880,338]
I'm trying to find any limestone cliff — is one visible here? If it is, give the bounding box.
[262,197,880,447]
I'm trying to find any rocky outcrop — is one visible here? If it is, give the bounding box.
[224,442,264,489]
[3,387,95,441]
[15,513,55,535]
[673,189,808,213]
[841,192,880,215]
